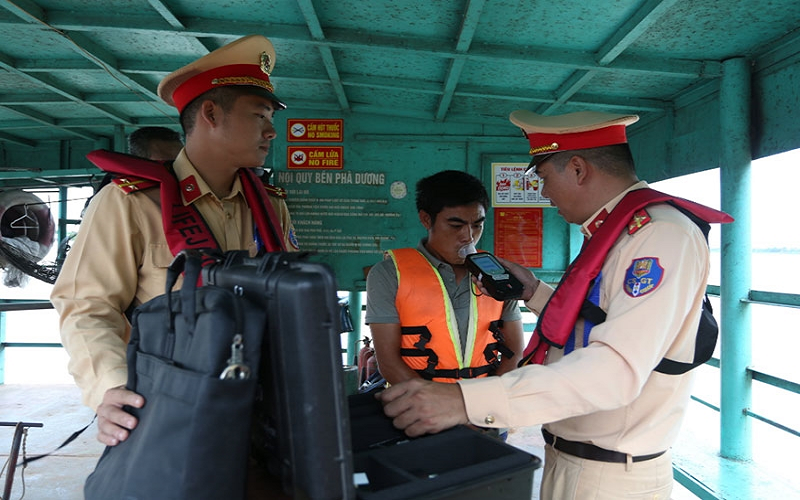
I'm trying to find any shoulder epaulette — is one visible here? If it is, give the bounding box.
[262,182,287,199]
[627,208,651,234]
[112,176,159,194]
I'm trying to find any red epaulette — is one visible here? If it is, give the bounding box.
[262,182,287,199]
[112,176,159,194]
[627,208,651,234]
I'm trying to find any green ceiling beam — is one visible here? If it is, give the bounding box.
[435,0,486,121]
[0,168,99,181]
[0,51,131,125]
[436,56,467,122]
[63,31,160,101]
[0,4,158,104]
[0,131,35,147]
[297,0,349,112]
[543,0,682,115]
[146,0,185,30]
[0,105,98,140]
[0,0,43,22]
[26,11,721,80]
[597,0,681,65]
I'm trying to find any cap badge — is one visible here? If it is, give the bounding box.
[260,52,272,75]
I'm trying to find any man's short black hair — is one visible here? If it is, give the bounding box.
[550,144,636,178]
[416,170,489,222]
[127,126,182,158]
[179,86,280,135]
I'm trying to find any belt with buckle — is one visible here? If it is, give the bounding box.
[541,428,665,463]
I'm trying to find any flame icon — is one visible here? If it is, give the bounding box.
[291,151,307,164]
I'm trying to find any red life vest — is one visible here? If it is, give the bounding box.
[389,248,509,383]
[521,187,733,367]
[86,149,286,257]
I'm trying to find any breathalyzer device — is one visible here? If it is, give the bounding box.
[464,252,524,301]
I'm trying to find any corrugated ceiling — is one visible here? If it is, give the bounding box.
[0,0,798,154]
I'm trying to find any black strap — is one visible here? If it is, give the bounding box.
[653,295,718,374]
[18,415,97,467]
[487,319,514,361]
[417,364,494,380]
[400,324,501,380]
[574,208,718,375]
[542,428,665,463]
[579,299,607,325]
[579,293,717,375]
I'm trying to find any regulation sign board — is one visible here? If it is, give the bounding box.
[287,119,344,142]
[287,146,344,169]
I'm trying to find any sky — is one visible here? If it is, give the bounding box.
[652,147,800,250]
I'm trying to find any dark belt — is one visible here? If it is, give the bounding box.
[541,428,665,463]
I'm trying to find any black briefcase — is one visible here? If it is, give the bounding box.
[85,249,268,500]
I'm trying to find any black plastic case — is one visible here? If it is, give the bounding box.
[348,393,541,500]
[204,251,355,500]
[204,252,541,500]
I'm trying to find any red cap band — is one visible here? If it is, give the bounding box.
[171,63,276,113]
[526,125,628,156]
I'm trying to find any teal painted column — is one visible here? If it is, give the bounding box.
[569,224,583,261]
[0,312,5,384]
[719,57,752,460]
[346,291,363,365]
[114,124,126,152]
[58,186,68,251]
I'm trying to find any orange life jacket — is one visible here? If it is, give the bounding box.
[388,248,509,383]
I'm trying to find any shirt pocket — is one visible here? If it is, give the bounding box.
[148,243,174,269]
[140,243,178,299]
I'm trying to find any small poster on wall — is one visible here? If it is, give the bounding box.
[494,207,543,268]
[491,163,551,207]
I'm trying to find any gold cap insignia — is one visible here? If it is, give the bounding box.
[260,52,272,75]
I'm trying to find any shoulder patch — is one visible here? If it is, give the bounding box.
[112,176,158,194]
[263,182,287,198]
[627,208,651,234]
[288,227,300,250]
[624,257,663,297]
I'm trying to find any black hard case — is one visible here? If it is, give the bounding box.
[348,393,541,500]
[205,251,540,500]
[204,251,355,500]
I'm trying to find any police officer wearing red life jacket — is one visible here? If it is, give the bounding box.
[378,110,732,500]
[365,170,524,386]
[52,35,299,448]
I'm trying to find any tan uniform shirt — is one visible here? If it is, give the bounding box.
[459,181,709,456]
[51,150,296,410]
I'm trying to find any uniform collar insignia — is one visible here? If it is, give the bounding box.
[627,209,651,234]
[585,209,609,237]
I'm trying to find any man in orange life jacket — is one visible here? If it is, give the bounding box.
[365,170,524,388]
[51,35,299,447]
[377,111,732,499]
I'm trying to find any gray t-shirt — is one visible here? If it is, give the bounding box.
[365,240,522,355]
